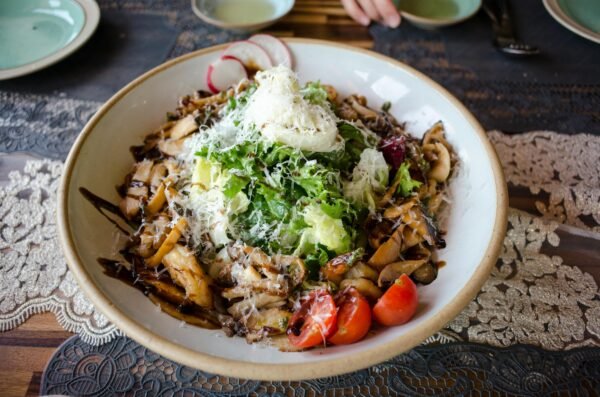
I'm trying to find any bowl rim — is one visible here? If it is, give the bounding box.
[191,0,295,30]
[57,37,508,381]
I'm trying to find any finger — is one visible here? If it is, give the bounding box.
[357,0,382,22]
[341,0,370,26]
[374,0,401,27]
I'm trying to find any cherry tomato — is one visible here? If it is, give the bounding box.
[373,274,418,326]
[327,287,372,345]
[287,290,337,348]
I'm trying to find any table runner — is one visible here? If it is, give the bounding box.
[40,337,600,396]
[1,0,599,393]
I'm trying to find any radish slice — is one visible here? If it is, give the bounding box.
[249,34,293,68]
[206,57,247,94]
[222,41,273,71]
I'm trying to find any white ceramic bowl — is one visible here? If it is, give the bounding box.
[58,38,507,381]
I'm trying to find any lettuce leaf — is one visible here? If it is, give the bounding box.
[394,161,422,197]
[300,81,329,106]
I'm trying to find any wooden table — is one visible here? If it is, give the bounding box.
[0,314,70,396]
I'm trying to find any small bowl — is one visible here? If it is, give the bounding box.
[191,0,294,32]
[395,0,481,29]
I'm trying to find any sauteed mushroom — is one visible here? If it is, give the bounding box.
[424,142,451,182]
[340,278,382,300]
[412,262,438,285]
[368,226,403,269]
[377,259,428,288]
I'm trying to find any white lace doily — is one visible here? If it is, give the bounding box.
[0,131,598,348]
[0,160,119,344]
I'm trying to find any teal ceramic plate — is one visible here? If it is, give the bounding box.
[0,0,100,80]
[543,0,600,44]
[393,0,481,29]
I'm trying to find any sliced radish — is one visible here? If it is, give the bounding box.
[221,41,273,72]
[249,34,293,68]
[206,57,247,94]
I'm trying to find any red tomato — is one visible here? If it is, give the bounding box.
[327,287,372,345]
[373,274,418,326]
[287,290,337,348]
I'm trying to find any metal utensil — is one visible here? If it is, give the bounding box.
[483,0,540,56]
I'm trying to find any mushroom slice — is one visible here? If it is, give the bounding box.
[242,246,272,267]
[368,219,394,250]
[378,175,403,207]
[323,84,337,102]
[127,184,148,198]
[245,308,291,334]
[337,101,358,121]
[368,227,403,269]
[227,293,285,318]
[119,196,141,220]
[412,262,438,285]
[230,262,262,286]
[383,199,417,219]
[422,121,450,148]
[146,183,166,215]
[169,114,198,140]
[345,261,379,283]
[142,277,187,306]
[275,255,306,287]
[162,244,213,309]
[340,278,382,301]
[401,226,424,250]
[148,294,220,329]
[349,96,378,120]
[377,259,428,288]
[132,160,154,183]
[221,278,289,299]
[321,250,364,284]
[137,227,155,258]
[149,163,168,191]
[151,215,170,249]
[424,142,451,182]
[163,159,180,176]
[158,138,185,157]
[145,218,187,267]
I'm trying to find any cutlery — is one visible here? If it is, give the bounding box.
[482,0,540,56]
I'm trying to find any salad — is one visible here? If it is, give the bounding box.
[100,60,455,350]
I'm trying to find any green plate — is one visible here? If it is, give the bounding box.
[543,0,600,44]
[0,0,100,79]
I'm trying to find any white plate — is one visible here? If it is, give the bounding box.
[543,0,600,44]
[58,39,507,381]
[0,0,100,80]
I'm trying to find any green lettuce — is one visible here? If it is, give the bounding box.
[394,161,422,197]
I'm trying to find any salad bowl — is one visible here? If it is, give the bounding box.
[58,38,507,381]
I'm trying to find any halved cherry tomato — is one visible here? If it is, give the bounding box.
[327,287,372,345]
[373,274,418,326]
[287,290,337,348]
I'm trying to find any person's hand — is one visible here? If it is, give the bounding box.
[341,0,401,28]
